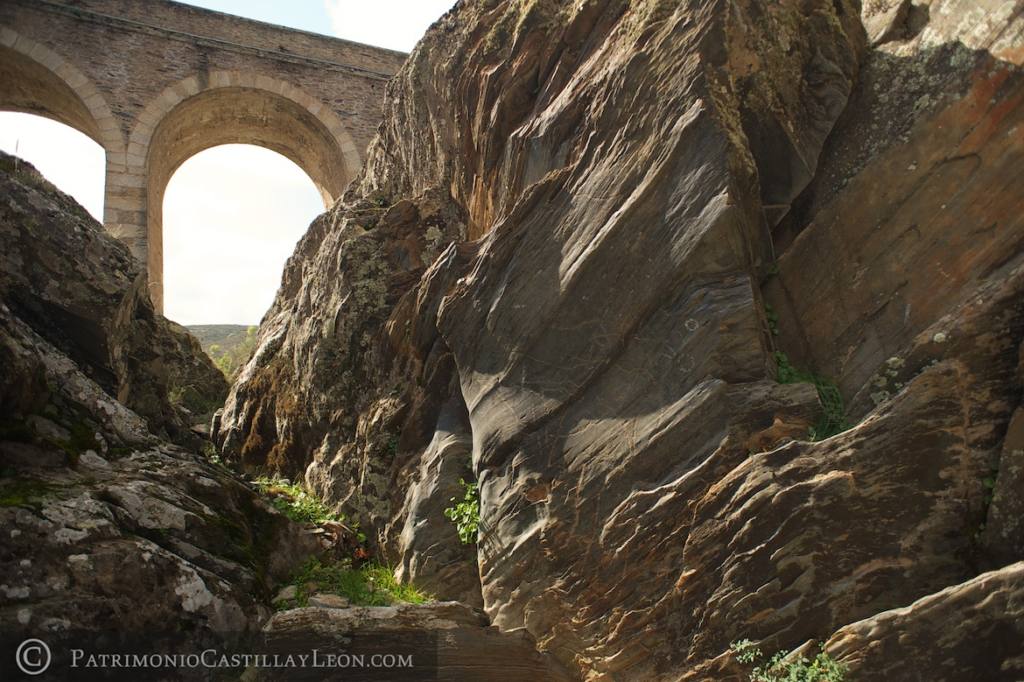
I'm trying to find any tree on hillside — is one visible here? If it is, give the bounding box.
[209,325,258,379]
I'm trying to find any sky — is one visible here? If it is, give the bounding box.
[0,0,455,325]
[162,145,324,324]
[0,113,106,220]
[179,0,457,52]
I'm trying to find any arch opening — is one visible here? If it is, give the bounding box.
[0,112,106,221]
[162,144,325,327]
[0,40,111,222]
[145,85,354,310]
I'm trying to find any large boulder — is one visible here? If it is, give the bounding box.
[825,561,1024,681]
[0,301,318,669]
[0,152,228,444]
[259,601,569,681]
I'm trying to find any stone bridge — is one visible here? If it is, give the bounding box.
[0,0,407,310]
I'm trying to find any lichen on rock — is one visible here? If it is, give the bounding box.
[0,154,319,656]
[213,0,1024,679]
[3,0,1024,679]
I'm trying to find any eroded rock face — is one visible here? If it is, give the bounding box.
[765,0,1024,405]
[679,258,1024,679]
[216,0,1024,679]
[0,152,227,444]
[825,561,1024,681]
[985,352,1024,563]
[219,0,861,584]
[0,428,312,652]
[215,188,476,597]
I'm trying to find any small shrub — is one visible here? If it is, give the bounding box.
[168,383,221,417]
[206,326,259,380]
[283,558,432,608]
[730,640,846,682]
[975,469,1000,541]
[773,352,849,440]
[982,472,997,504]
[764,304,780,336]
[253,476,341,525]
[444,478,479,545]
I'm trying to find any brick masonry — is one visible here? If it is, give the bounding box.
[0,0,408,310]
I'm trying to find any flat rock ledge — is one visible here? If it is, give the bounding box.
[254,601,571,681]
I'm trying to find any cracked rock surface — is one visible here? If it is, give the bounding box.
[0,155,315,658]
[215,1,1024,679]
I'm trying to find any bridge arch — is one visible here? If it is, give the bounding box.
[2,0,407,315]
[129,72,363,310]
[0,28,122,151]
[0,28,126,229]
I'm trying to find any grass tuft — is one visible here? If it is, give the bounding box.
[0,478,57,508]
[773,352,850,440]
[283,558,432,609]
[253,476,342,525]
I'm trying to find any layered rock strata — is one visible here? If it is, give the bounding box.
[215,0,1024,679]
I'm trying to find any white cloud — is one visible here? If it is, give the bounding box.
[324,0,456,52]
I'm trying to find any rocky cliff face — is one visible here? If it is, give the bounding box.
[0,153,228,444]
[0,151,568,681]
[0,155,315,658]
[216,0,1024,679]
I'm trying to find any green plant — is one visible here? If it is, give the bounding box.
[168,383,222,417]
[773,352,849,440]
[39,420,100,465]
[253,476,342,525]
[730,640,846,682]
[205,326,259,380]
[1,417,103,465]
[201,442,226,467]
[765,305,780,336]
[444,478,480,545]
[975,469,1000,541]
[0,479,57,508]
[982,471,997,504]
[282,558,432,609]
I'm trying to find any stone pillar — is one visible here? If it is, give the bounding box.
[103,153,159,310]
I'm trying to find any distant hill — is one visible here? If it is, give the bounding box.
[187,324,257,378]
[188,324,251,349]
